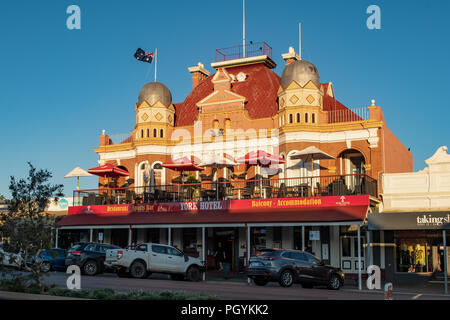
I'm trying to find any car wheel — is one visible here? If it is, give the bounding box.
[41,261,51,273]
[83,260,98,276]
[130,261,147,279]
[254,279,268,286]
[186,266,201,282]
[279,270,294,287]
[328,274,341,290]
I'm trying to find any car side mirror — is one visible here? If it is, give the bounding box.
[184,254,189,262]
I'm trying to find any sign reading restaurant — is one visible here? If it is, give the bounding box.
[68,195,369,216]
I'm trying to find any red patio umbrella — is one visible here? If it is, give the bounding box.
[236,150,285,166]
[88,163,129,189]
[236,151,285,197]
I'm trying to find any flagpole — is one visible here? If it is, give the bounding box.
[243,0,245,58]
[154,48,157,82]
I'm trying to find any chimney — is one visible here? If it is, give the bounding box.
[281,46,300,66]
[100,129,109,146]
[188,62,210,89]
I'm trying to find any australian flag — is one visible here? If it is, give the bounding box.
[134,48,154,64]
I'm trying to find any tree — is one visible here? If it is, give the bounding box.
[0,162,64,292]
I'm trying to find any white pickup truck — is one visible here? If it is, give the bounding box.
[105,243,205,281]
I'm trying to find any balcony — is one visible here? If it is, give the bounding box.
[73,174,377,206]
[215,42,272,62]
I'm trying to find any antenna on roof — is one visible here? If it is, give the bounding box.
[299,22,302,60]
[243,0,246,58]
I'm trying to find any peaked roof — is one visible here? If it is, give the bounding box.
[174,63,281,126]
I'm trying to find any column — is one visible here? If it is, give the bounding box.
[302,226,305,251]
[89,228,93,242]
[168,228,171,246]
[444,230,448,294]
[357,225,362,291]
[247,224,251,285]
[202,227,206,281]
[128,227,132,247]
[55,228,59,248]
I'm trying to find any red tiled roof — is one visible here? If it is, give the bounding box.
[174,63,281,126]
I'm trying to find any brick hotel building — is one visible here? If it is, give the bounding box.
[57,43,412,280]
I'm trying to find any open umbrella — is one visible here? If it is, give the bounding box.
[65,167,92,206]
[290,146,335,195]
[236,151,285,198]
[88,163,129,188]
[199,153,237,200]
[163,157,203,200]
[64,167,92,190]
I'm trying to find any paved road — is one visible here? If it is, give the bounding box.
[42,272,450,300]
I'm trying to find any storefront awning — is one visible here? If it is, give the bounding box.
[57,205,369,228]
[368,211,450,230]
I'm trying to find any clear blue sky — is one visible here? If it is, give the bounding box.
[0,0,449,198]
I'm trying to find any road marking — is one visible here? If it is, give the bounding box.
[411,294,422,300]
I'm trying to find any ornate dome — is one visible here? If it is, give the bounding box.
[138,82,172,106]
[280,60,320,88]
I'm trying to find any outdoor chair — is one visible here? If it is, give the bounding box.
[278,183,287,198]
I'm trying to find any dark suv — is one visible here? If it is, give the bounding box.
[247,249,345,290]
[65,243,121,276]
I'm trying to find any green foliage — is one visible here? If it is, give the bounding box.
[0,162,64,292]
[48,287,219,300]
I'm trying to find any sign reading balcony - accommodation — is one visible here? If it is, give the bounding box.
[68,195,369,216]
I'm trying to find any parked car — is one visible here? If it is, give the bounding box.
[65,242,121,276]
[26,248,67,272]
[247,248,345,289]
[105,243,205,281]
[0,243,24,269]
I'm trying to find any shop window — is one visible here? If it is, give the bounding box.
[252,228,267,252]
[273,227,282,248]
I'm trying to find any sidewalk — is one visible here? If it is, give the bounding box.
[0,290,87,300]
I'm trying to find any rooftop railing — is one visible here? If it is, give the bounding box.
[328,107,370,124]
[73,174,377,206]
[215,42,272,62]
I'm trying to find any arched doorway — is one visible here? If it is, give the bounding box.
[338,149,366,191]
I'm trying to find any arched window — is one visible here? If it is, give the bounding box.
[153,128,157,137]
[225,119,231,129]
[147,129,150,138]
[312,113,316,123]
[296,113,300,122]
[305,113,309,123]
[289,114,293,123]
[141,129,144,138]
[160,129,164,138]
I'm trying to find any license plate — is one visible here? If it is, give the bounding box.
[250,262,263,267]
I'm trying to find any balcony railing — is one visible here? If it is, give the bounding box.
[328,107,370,124]
[215,42,272,62]
[73,174,377,206]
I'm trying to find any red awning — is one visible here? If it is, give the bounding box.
[88,164,129,178]
[236,150,285,166]
[162,156,204,172]
[57,205,368,227]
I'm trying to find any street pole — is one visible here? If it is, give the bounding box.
[202,227,206,281]
[444,230,448,294]
[168,227,171,246]
[90,228,93,243]
[367,230,371,267]
[55,228,59,248]
[247,224,251,284]
[302,226,305,251]
[358,225,362,290]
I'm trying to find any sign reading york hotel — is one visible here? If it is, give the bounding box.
[57,41,412,278]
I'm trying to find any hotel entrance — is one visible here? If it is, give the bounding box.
[340,234,365,274]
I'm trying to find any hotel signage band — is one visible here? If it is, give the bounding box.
[68,195,369,216]
[368,211,450,230]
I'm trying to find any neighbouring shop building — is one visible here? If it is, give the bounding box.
[56,42,412,285]
[368,146,450,286]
